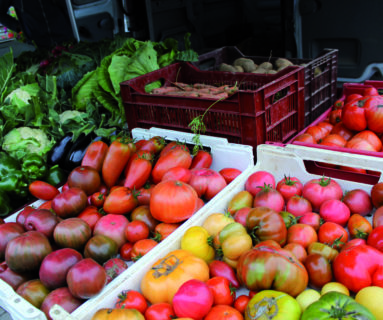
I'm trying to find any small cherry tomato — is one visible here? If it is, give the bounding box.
[115,290,148,314]
[119,242,133,261]
[124,220,150,243]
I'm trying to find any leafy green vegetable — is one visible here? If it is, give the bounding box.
[0,50,15,104]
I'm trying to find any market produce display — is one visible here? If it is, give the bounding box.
[292,84,383,172]
[0,131,245,319]
[0,34,198,216]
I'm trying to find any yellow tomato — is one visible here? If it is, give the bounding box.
[295,289,321,312]
[355,286,383,320]
[221,233,252,260]
[202,213,234,237]
[321,282,350,296]
[180,226,215,263]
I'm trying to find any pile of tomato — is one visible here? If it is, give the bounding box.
[90,169,383,320]
[293,85,383,174]
[0,134,243,320]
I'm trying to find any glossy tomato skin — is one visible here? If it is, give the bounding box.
[0,222,25,260]
[373,206,383,228]
[371,182,383,208]
[124,220,150,243]
[276,176,303,201]
[348,214,372,240]
[84,234,118,265]
[28,181,60,201]
[304,253,333,289]
[103,257,128,284]
[131,205,159,233]
[286,196,312,217]
[153,222,180,241]
[161,167,191,183]
[119,242,133,261]
[319,199,350,226]
[144,302,175,320]
[318,222,348,251]
[51,187,88,219]
[131,239,158,261]
[302,177,343,211]
[16,279,50,309]
[234,295,250,315]
[342,189,373,216]
[341,97,369,131]
[172,279,213,319]
[115,290,148,314]
[219,168,242,184]
[93,214,129,249]
[298,212,322,231]
[77,206,103,231]
[81,140,109,172]
[246,207,287,246]
[53,218,92,251]
[66,258,107,299]
[190,149,212,169]
[205,305,244,320]
[283,243,307,263]
[124,150,153,190]
[206,276,236,306]
[253,185,284,212]
[103,186,138,215]
[367,225,383,252]
[188,168,227,200]
[67,166,101,195]
[245,171,275,196]
[0,261,29,290]
[286,224,318,249]
[209,260,240,289]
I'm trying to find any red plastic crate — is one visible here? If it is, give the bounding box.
[282,80,383,180]
[194,46,338,127]
[120,62,305,154]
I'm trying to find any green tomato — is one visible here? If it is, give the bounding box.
[301,291,376,320]
[245,290,301,320]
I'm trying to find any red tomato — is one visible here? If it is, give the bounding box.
[298,212,322,231]
[206,276,236,306]
[328,109,342,125]
[253,185,284,213]
[304,253,333,289]
[188,168,227,200]
[352,130,382,151]
[204,305,243,320]
[138,136,166,154]
[318,222,348,250]
[319,199,350,226]
[77,206,103,230]
[283,242,307,263]
[190,149,212,169]
[81,140,109,172]
[340,238,366,251]
[153,222,180,241]
[137,183,155,206]
[119,242,133,261]
[345,93,363,103]
[333,99,345,109]
[330,122,354,141]
[286,224,318,249]
[90,192,105,208]
[28,181,60,201]
[115,290,148,314]
[103,186,138,215]
[208,260,240,289]
[341,97,369,131]
[345,138,376,151]
[102,136,135,188]
[244,171,275,196]
[233,295,250,315]
[38,200,52,210]
[371,182,383,208]
[145,302,175,320]
[123,150,153,190]
[347,214,372,240]
[131,239,157,261]
[130,205,159,233]
[367,225,383,252]
[286,195,312,217]
[373,206,383,228]
[68,166,101,196]
[276,176,303,202]
[363,86,379,96]
[320,134,347,147]
[342,189,373,216]
[305,125,328,142]
[161,167,191,183]
[151,145,192,184]
[219,168,242,184]
[293,133,316,144]
[302,177,343,211]
[124,220,150,243]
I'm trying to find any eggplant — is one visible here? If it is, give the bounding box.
[47,134,74,167]
[63,133,97,172]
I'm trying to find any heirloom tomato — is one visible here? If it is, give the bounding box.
[119,242,133,261]
[16,279,50,309]
[188,168,227,200]
[246,207,287,246]
[181,226,215,263]
[353,130,382,151]
[348,214,372,239]
[138,136,166,154]
[131,239,157,261]
[293,133,316,144]
[124,220,150,243]
[227,190,253,215]
[206,276,236,306]
[153,222,180,241]
[276,176,303,201]
[209,260,240,289]
[115,290,148,314]
[144,303,175,320]
[244,171,275,196]
[140,249,209,304]
[286,195,313,217]
[123,150,153,190]
[307,242,339,262]
[67,166,101,195]
[298,212,322,231]
[103,186,138,215]
[84,234,118,265]
[283,242,307,263]
[304,253,333,289]
[253,184,284,212]
[91,308,144,320]
[202,212,235,237]
[77,206,103,231]
[51,187,88,219]
[319,199,350,226]
[130,205,159,233]
[367,225,383,252]
[286,223,317,249]
[234,295,250,314]
[342,189,373,216]
[318,222,348,250]
[245,290,301,320]
[330,122,354,141]
[320,134,347,147]
[54,218,92,251]
[219,168,242,184]
[161,167,191,183]
[302,177,343,211]
[205,305,243,320]
[190,149,212,169]
[219,222,252,261]
[236,245,308,297]
[371,182,383,208]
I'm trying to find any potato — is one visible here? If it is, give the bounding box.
[275,58,293,69]
[266,69,277,74]
[234,65,244,72]
[233,58,257,72]
[258,61,273,71]
[219,63,237,72]
[252,67,267,74]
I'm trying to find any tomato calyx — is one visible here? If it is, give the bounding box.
[207,235,214,247]
[326,235,345,249]
[246,296,281,319]
[151,254,182,278]
[151,232,162,242]
[257,183,274,192]
[132,253,143,262]
[353,229,369,240]
[318,176,331,187]
[282,175,298,186]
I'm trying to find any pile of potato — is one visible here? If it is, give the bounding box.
[218,57,321,75]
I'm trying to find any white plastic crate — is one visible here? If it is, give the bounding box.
[50,143,383,320]
[0,128,254,320]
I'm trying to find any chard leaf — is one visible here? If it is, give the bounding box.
[0,50,15,103]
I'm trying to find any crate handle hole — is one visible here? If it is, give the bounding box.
[303,160,380,185]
